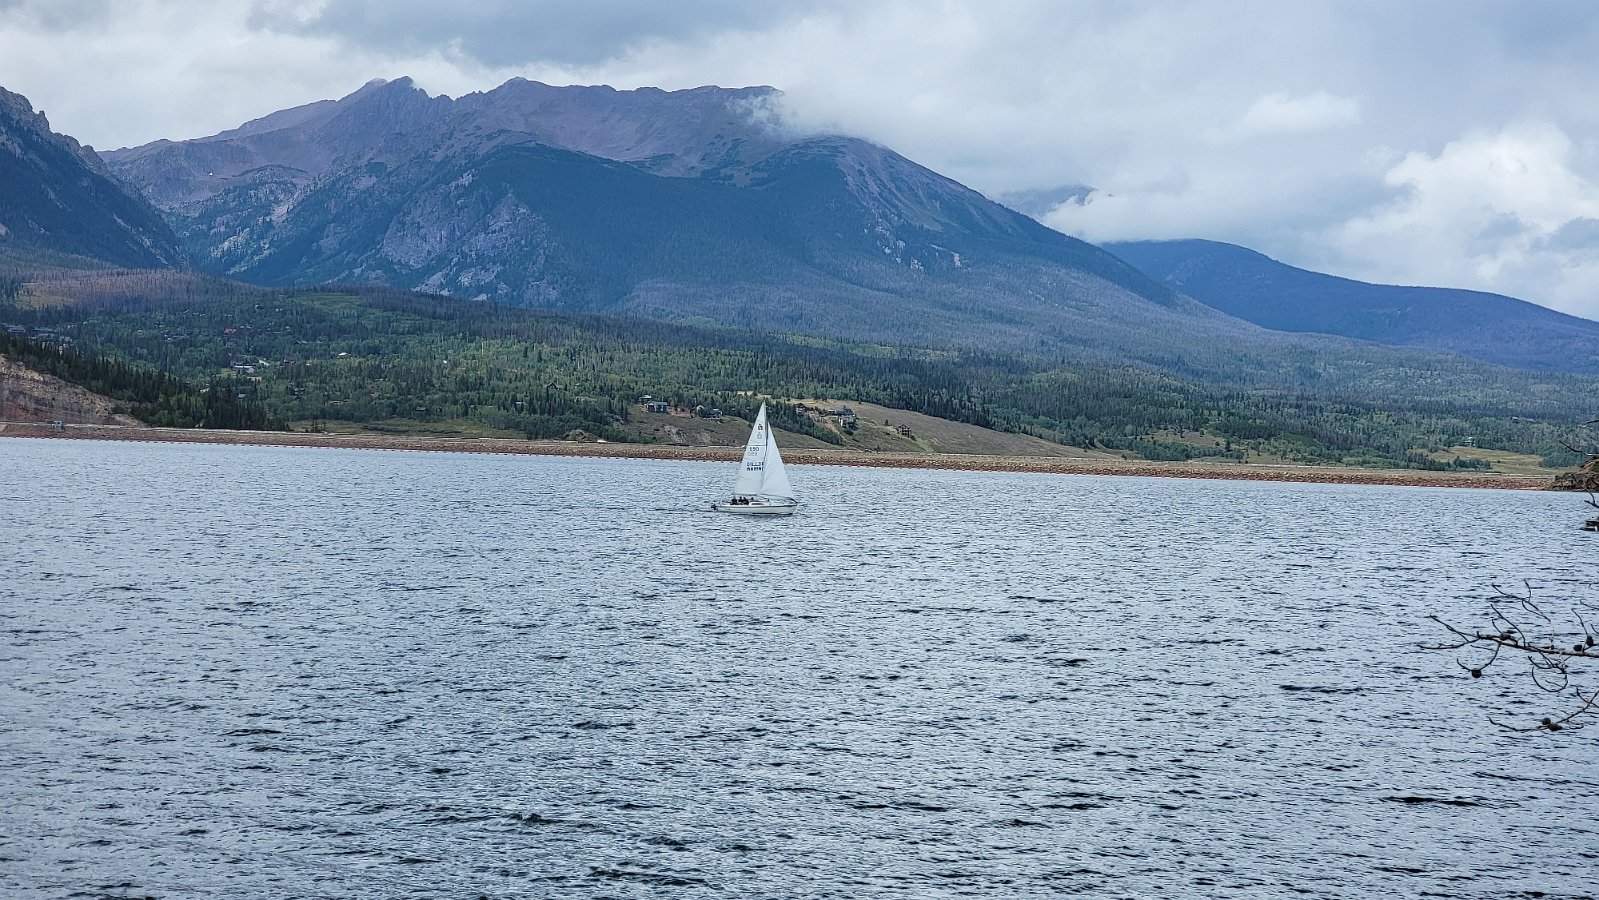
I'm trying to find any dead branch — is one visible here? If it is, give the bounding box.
[1426,581,1599,732]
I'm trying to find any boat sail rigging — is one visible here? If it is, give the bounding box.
[712,403,798,516]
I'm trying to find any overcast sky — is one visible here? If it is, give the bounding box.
[4,0,1599,319]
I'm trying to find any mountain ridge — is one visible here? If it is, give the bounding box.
[1107,238,1599,372]
[0,86,187,268]
[103,77,1225,365]
[82,76,1599,388]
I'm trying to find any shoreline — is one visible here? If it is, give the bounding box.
[1,422,1557,490]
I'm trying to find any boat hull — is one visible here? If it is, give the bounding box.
[713,501,797,516]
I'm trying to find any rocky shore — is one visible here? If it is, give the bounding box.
[1550,459,1599,493]
[0,421,1559,490]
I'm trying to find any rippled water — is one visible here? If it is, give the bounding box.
[1,438,1595,898]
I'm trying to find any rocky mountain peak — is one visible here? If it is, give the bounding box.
[0,87,107,175]
[0,86,42,128]
[103,77,805,210]
[447,78,789,176]
[87,75,1185,340]
[0,84,186,267]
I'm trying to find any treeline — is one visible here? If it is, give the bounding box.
[3,280,1588,467]
[0,330,276,429]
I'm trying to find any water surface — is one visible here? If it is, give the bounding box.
[1,438,1594,898]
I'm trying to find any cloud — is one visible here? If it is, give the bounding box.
[0,0,113,32]
[1236,91,1361,138]
[1544,217,1599,254]
[0,0,534,148]
[249,0,844,68]
[1320,123,1599,314]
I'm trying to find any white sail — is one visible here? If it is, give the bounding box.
[729,404,770,497]
[760,426,795,500]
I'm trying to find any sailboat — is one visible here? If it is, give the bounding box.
[712,403,798,515]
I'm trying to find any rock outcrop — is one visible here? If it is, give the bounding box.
[1551,458,1599,492]
[0,355,140,425]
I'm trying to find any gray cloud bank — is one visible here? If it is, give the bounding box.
[3,0,1599,318]
[250,0,844,68]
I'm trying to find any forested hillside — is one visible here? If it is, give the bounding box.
[0,88,187,268]
[1108,239,1599,372]
[3,270,1587,469]
[0,330,274,429]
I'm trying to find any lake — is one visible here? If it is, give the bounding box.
[1,438,1594,898]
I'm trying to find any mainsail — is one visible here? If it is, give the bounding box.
[760,421,795,500]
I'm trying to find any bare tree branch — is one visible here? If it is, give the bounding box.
[1431,417,1598,731]
[1427,580,1599,732]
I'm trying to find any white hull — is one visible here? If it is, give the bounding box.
[713,501,797,516]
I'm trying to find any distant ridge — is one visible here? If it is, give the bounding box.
[0,86,186,268]
[1107,238,1599,372]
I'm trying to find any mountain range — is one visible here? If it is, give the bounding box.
[0,87,185,268]
[101,77,1235,365]
[5,77,1598,469]
[2,77,1595,396]
[1107,239,1599,372]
